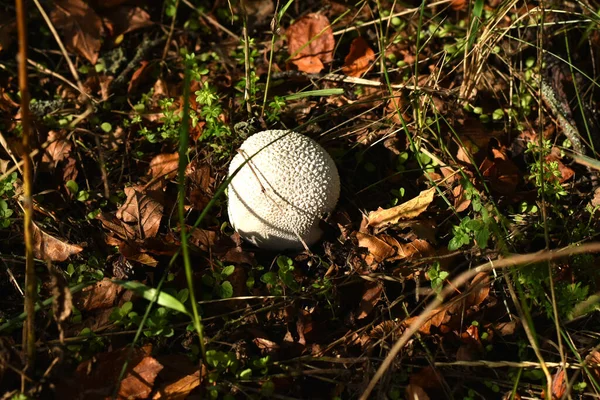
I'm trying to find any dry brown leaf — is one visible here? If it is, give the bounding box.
[541,369,566,400]
[119,241,159,267]
[57,345,157,399]
[452,184,471,212]
[120,356,164,399]
[153,372,200,400]
[457,325,483,361]
[342,37,375,77]
[450,0,467,11]
[102,6,153,38]
[480,149,520,194]
[42,131,72,169]
[356,232,396,265]
[128,60,150,93]
[62,157,79,185]
[32,223,83,262]
[367,188,435,229]
[391,239,435,261]
[117,186,163,239]
[51,0,103,64]
[466,272,491,308]
[254,337,281,352]
[546,147,574,183]
[75,278,126,311]
[97,212,137,240]
[357,281,383,319]
[286,13,334,73]
[149,152,179,181]
[589,350,600,381]
[186,160,213,210]
[188,228,217,251]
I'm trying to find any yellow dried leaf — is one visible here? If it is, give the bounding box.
[367,188,435,229]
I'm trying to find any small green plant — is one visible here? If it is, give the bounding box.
[526,139,567,199]
[204,349,271,399]
[448,216,491,251]
[449,180,494,251]
[65,180,90,202]
[202,263,235,299]
[518,263,592,320]
[426,261,448,294]
[109,288,189,337]
[66,327,105,361]
[0,172,17,228]
[64,257,104,283]
[260,256,300,295]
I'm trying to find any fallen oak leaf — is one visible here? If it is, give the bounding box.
[286,13,334,73]
[367,188,435,230]
[342,37,375,77]
[32,222,83,262]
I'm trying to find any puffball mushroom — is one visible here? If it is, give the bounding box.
[227,130,340,251]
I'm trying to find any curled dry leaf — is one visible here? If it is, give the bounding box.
[42,131,72,169]
[367,188,435,230]
[50,0,104,64]
[32,222,83,262]
[342,37,375,77]
[286,13,334,73]
[117,186,164,239]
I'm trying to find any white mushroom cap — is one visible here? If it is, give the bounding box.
[227,130,340,250]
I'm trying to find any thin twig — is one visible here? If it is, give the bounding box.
[15,0,36,390]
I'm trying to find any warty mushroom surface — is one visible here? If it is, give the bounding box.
[227,130,340,250]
